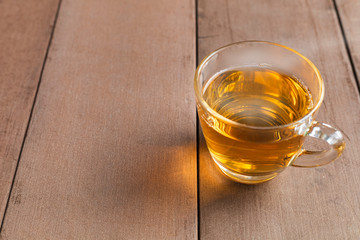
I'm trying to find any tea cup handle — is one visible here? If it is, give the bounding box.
[291,121,345,168]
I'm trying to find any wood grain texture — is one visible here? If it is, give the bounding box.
[198,0,360,239]
[336,0,360,80]
[2,0,196,239]
[0,0,59,221]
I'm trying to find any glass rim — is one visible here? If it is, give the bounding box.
[194,40,325,130]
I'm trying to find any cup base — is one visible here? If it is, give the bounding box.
[212,157,278,184]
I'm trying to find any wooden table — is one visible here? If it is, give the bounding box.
[1,0,359,239]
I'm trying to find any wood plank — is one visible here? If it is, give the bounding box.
[0,0,60,222]
[198,0,360,239]
[335,0,360,80]
[1,0,196,239]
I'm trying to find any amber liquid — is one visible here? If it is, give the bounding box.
[199,67,313,181]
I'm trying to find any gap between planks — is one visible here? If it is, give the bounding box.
[195,0,201,239]
[332,0,360,94]
[0,0,64,232]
